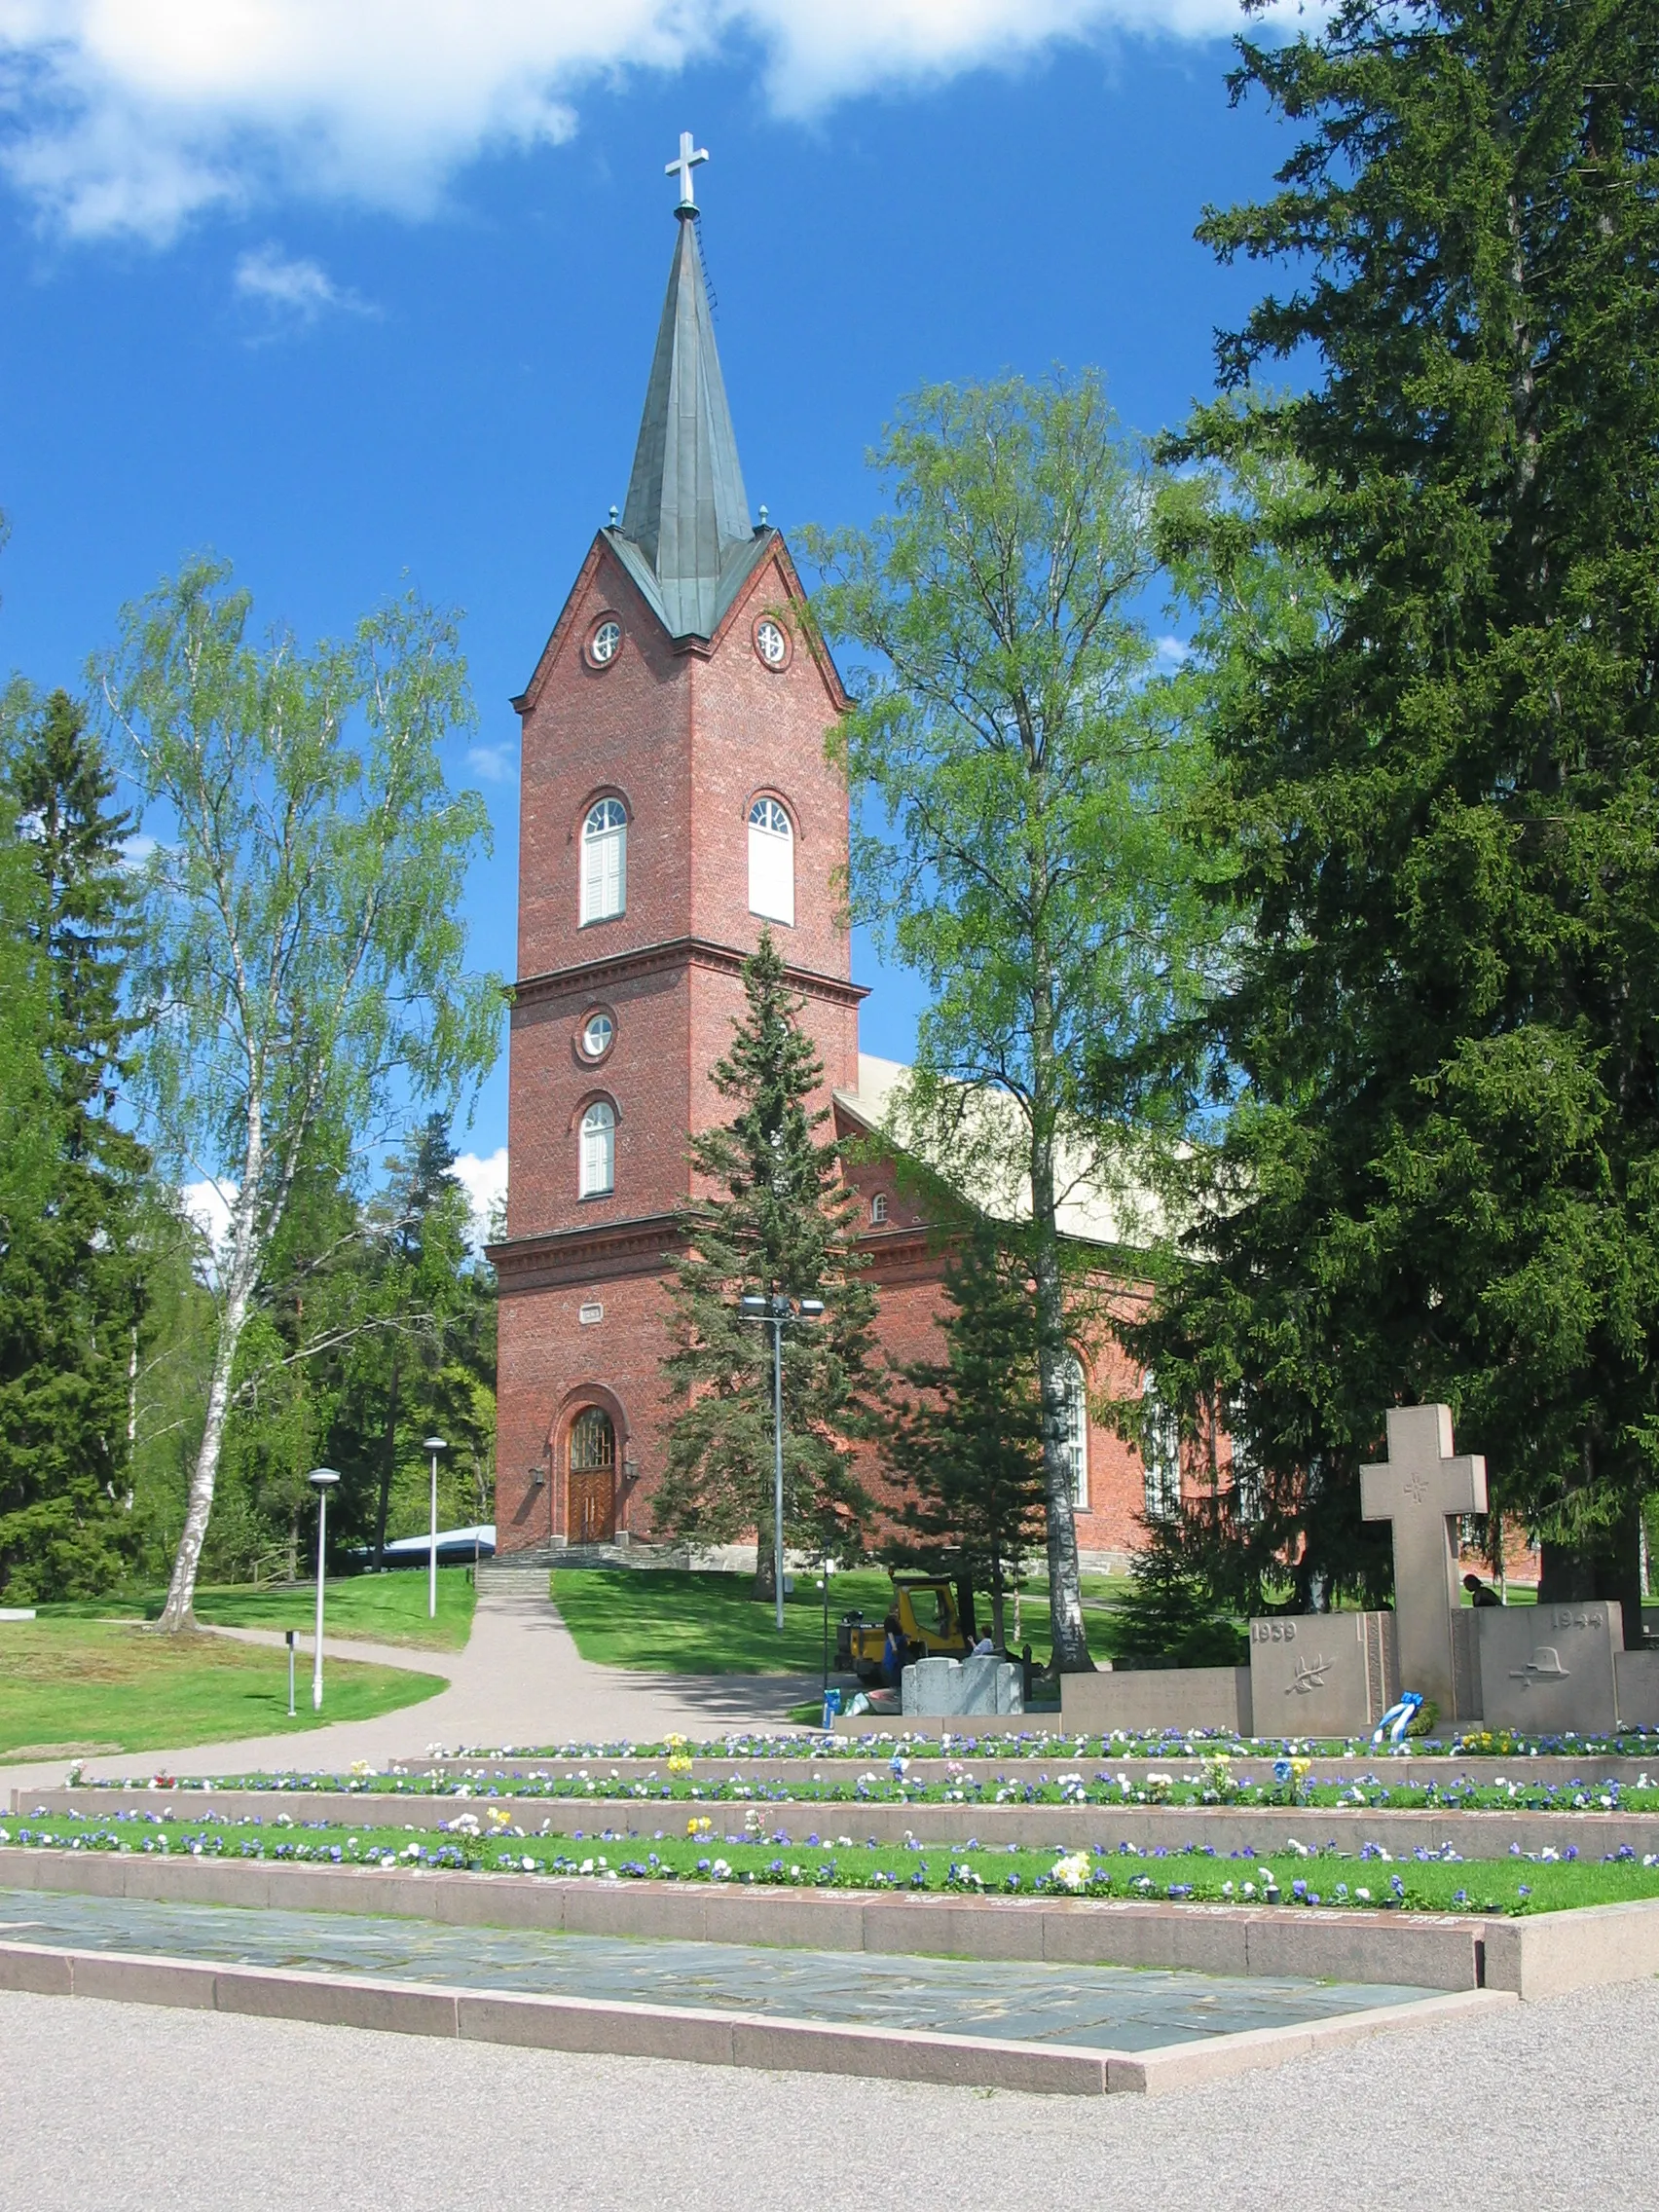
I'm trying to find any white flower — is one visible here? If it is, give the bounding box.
[1051,1852,1091,1892]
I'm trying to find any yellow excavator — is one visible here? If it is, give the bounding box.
[836,1576,969,1683]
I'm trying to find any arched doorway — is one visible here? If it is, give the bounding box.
[568,1405,617,1544]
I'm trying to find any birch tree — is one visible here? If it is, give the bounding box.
[100,557,499,1630]
[806,374,1213,1672]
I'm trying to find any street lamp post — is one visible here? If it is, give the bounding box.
[307,1467,341,1713]
[424,1437,448,1621]
[739,1293,825,1632]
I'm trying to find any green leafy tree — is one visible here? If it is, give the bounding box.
[0,688,149,1598]
[323,1116,497,1565]
[655,934,881,1601]
[882,1219,1048,1651]
[1117,0,1659,1630]
[806,373,1215,1670]
[99,558,500,1627]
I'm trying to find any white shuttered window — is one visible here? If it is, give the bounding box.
[1062,1355,1089,1509]
[747,797,794,925]
[579,1100,615,1197]
[581,800,626,924]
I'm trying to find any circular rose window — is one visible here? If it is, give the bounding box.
[588,618,622,668]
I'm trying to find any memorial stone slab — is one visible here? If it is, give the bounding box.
[1475,1603,1623,1734]
[902,1655,1022,1716]
[1248,1611,1397,1738]
[1361,1405,1487,1722]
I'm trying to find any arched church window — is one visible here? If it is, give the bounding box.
[1062,1354,1089,1509]
[748,796,794,926]
[581,799,627,925]
[1142,1371,1182,1522]
[1225,1391,1263,1526]
[570,1406,615,1474]
[579,1099,615,1198]
[870,1193,889,1225]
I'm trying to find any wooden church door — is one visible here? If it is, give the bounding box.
[568,1407,617,1544]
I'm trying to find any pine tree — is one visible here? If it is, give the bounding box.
[0,689,149,1598]
[1107,1510,1246,1670]
[655,934,882,1599]
[882,1220,1048,1651]
[1120,0,1659,1628]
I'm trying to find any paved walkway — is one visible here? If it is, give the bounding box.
[2,1580,834,1794]
[3,1975,1654,2209]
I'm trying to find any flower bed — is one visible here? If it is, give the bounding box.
[68,1756,1659,1817]
[6,1808,1659,1916]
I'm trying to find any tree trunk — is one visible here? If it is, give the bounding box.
[1030,1141,1092,1674]
[372,1346,400,1570]
[988,1565,1007,1655]
[156,1189,263,1631]
[954,1571,977,1646]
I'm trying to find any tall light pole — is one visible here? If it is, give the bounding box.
[739,1294,824,1632]
[424,1437,448,1621]
[307,1467,341,1713]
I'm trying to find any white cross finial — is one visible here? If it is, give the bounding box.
[666,129,709,211]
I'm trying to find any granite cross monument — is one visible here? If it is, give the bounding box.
[1360,1404,1486,1720]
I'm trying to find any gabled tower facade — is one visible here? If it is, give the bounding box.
[491,174,860,1555]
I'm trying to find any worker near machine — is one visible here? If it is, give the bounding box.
[881,1611,905,1687]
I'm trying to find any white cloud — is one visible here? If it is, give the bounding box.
[1155,633,1193,663]
[449,1147,506,1253]
[234,241,371,321]
[465,740,518,785]
[179,1175,234,1263]
[0,0,1275,244]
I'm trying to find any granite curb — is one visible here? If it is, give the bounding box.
[0,1846,1495,1987]
[0,1937,1517,2095]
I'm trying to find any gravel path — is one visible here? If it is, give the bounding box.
[2,1581,830,1795]
[2,1975,1652,2209]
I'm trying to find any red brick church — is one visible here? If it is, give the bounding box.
[489,151,1171,1573]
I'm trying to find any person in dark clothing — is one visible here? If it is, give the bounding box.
[881,1611,905,1687]
[1463,1573,1502,1607]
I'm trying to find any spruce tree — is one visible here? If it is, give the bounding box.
[1120,0,1659,1627]
[882,1220,1048,1651]
[0,689,149,1598]
[656,933,881,1600]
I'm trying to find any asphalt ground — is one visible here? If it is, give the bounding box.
[3,1976,1654,2211]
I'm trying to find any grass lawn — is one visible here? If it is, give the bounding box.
[552,1566,1117,1677]
[0,1619,446,1762]
[7,1808,1656,1916]
[37,1566,476,1652]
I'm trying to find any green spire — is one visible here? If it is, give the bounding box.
[613,211,762,641]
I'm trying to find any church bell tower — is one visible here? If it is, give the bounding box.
[490,136,861,1557]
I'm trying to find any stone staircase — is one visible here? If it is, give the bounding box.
[476,1542,693,1592]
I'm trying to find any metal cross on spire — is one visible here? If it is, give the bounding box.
[665,129,709,212]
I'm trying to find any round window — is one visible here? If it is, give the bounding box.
[589,618,622,668]
[580,1011,614,1059]
[755,617,789,669]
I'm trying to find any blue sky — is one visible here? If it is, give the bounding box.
[0,4,1293,1212]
